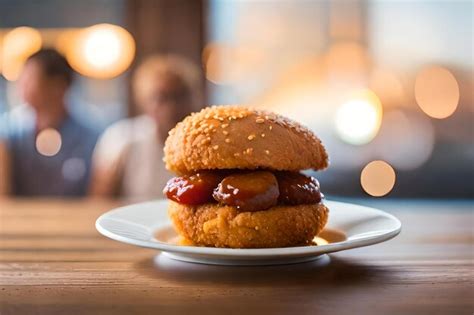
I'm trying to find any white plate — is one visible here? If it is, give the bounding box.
[96,200,401,265]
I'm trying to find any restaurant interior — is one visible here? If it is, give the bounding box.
[0,1,472,314]
[0,0,472,199]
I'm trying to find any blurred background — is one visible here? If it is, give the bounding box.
[0,0,472,200]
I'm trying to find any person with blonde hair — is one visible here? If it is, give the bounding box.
[90,55,201,200]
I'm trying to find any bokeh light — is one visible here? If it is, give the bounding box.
[0,35,3,74]
[67,24,135,79]
[35,128,62,157]
[202,43,264,84]
[1,27,42,81]
[62,158,86,181]
[325,41,369,82]
[360,160,396,197]
[335,89,383,145]
[54,29,81,56]
[375,110,435,170]
[369,68,406,108]
[415,66,459,119]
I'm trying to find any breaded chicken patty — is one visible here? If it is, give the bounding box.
[168,201,329,248]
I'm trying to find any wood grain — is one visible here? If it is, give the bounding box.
[0,198,473,315]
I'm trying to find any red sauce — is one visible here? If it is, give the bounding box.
[212,171,279,211]
[163,172,224,205]
[276,171,322,205]
[164,170,323,211]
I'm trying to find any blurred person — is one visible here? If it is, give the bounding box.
[90,55,201,200]
[0,49,98,196]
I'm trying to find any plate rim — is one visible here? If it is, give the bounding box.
[95,199,401,257]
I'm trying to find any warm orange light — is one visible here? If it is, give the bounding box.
[369,68,406,108]
[35,128,62,157]
[313,236,329,246]
[0,35,3,74]
[360,160,396,197]
[54,29,81,57]
[67,24,135,79]
[335,89,383,145]
[325,41,369,80]
[202,43,225,84]
[415,66,459,119]
[254,55,332,126]
[2,27,42,81]
[202,43,264,84]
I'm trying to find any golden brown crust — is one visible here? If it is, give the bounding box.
[164,105,329,174]
[168,201,329,248]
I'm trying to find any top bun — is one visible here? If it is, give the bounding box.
[164,106,329,174]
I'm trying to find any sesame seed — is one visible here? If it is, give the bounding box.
[261,133,265,138]
[269,125,273,130]
[213,145,219,150]
[222,130,229,135]
[248,134,256,140]
[255,118,265,124]
[245,148,253,154]
[234,152,240,157]
[225,138,231,143]
[265,150,270,154]
[221,123,229,128]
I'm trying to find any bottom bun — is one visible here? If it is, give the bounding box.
[168,201,329,248]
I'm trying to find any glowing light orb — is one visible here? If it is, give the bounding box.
[84,28,121,68]
[2,27,42,81]
[335,90,383,145]
[36,128,62,157]
[67,24,135,79]
[415,66,459,119]
[360,160,396,197]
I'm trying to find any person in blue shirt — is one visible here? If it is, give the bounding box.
[0,49,98,196]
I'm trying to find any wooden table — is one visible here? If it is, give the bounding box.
[1,198,473,314]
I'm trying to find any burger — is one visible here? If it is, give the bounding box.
[163,106,329,248]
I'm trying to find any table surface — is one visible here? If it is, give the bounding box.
[0,198,473,315]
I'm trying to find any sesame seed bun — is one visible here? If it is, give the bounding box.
[164,105,329,174]
[168,201,329,248]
